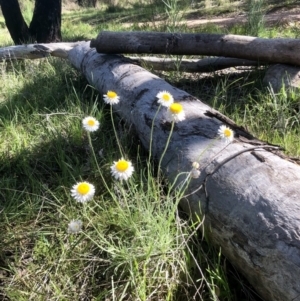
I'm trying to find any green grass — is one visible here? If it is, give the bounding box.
[0,59,219,300]
[1,0,300,300]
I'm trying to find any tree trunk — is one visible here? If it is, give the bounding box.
[68,42,300,301]
[29,0,62,43]
[0,0,30,44]
[91,31,300,66]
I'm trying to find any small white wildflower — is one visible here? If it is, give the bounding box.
[110,158,134,181]
[68,219,83,234]
[82,116,100,132]
[166,102,186,123]
[156,91,174,107]
[218,125,234,143]
[190,161,200,178]
[192,162,200,169]
[190,169,200,179]
[103,90,120,105]
[71,181,95,203]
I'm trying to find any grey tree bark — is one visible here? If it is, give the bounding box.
[91,31,300,66]
[0,43,82,60]
[29,0,62,43]
[0,0,62,44]
[68,42,300,301]
[0,42,264,72]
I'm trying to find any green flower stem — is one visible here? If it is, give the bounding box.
[148,104,162,162]
[88,133,100,171]
[110,105,124,157]
[87,132,111,193]
[157,120,175,178]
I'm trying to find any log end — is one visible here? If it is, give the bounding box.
[90,39,97,48]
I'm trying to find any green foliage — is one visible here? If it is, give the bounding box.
[0,58,212,300]
[19,0,34,25]
[245,0,266,36]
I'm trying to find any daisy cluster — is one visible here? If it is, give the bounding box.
[155,91,234,185]
[156,90,234,141]
[156,91,186,123]
[67,91,134,234]
[67,90,234,233]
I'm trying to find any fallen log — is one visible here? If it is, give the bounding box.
[0,43,264,73]
[263,63,300,92]
[0,42,82,60]
[68,42,300,301]
[91,31,300,66]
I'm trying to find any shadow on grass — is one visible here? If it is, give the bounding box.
[0,58,267,301]
[63,0,166,28]
[0,58,121,195]
[0,58,118,300]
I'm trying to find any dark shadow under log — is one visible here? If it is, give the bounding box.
[68,42,300,301]
[128,56,265,72]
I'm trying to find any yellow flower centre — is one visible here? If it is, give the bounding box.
[107,91,117,98]
[170,103,183,114]
[116,160,129,172]
[77,183,90,195]
[224,129,232,137]
[162,93,171,101]
[87,119,95,126]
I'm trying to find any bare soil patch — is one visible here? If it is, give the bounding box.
[123,6,300,30]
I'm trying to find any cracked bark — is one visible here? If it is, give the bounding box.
[68,42,300,301]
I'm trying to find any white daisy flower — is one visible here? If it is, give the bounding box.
[68,219,83,234]
[218,125,234,143]
[71,181,95,203]
[103,90,120,105]
[82,116,100,132]
[166,102,186,123]
[156,91,174,107]
[110,158,134,181]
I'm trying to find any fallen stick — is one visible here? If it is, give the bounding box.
[0,42,266,73]
[0,42,82,60]
[91,31,300,66]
